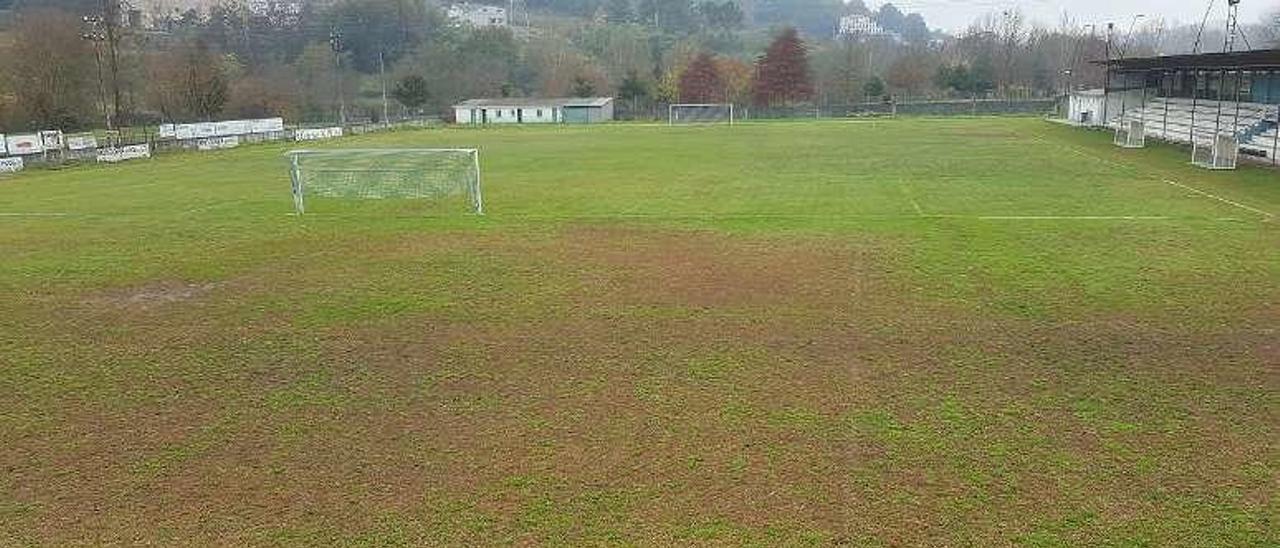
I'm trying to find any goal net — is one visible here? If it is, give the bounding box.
[669,103,735,125]
[1191,133,1238,170]
[1113,119,1145,148]
[287,149,483,215]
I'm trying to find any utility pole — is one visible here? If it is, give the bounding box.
[330,28,347,126]
[81,16,113,131]
[379,50,390,126]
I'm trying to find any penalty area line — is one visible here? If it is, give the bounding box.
[1163,179,1274,220]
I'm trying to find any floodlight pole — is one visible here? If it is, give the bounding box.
[81,15,113,131]
[1101,23,1113,127]
[330,29,347,127]
[379,50,390,127]
[1225,0,1242,143]
[1115,15,1144,128]
[100,0,123,128]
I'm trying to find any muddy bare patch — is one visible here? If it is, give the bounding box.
[85,280,221,310]
[553,226,891,309]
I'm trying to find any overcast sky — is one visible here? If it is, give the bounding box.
[874,0,1278,33]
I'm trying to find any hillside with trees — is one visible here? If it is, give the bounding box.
[0,0,1275,131]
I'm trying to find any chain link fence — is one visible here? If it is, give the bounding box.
[617,97,1058,122]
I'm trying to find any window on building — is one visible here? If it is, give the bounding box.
[494,110,501,119]
[537,109,543,117]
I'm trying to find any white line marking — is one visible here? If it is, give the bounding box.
[0,212,71,217]
[970,215,1170,221]
[1163,179,1274,219]
[897,180,925,216]
[442,213,1213,222]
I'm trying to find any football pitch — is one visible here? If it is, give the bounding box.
[2,118,1277,544]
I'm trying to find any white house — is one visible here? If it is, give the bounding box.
[446,3,508,28]
[134,0,306,28]
[453,97,615,125]
[838,14,895,40]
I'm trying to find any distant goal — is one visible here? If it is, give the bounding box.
[1191,133,1239,171]
[287,149,483,215]
[1113,120,1145,148]
[669,103,735,125]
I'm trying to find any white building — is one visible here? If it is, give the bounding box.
[133,0,309,27]
[446,3,508,28]
[453,97,614,125]
[838,14,896,41]
[1067,88,1146,127]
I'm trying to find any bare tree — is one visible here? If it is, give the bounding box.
[145,40,230,121]
[3,8,96,130]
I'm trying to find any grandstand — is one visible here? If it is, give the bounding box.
[1076,48,1280,165]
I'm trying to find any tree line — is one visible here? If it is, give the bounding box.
[0,0,1275,132]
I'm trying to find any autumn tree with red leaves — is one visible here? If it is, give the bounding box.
[751,27,813,107]
[678,52,724,103]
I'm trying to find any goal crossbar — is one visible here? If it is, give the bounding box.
[668,103,735,125]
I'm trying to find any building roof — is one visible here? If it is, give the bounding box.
[1098,49,1280,72]
[454,97,613,108]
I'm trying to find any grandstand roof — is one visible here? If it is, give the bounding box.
[1100,49,1280,71]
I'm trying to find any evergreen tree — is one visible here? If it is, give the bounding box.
[618,70,650,111]
[751,27,812,107]
[863,75,885,100]
[393,75,431,111]
[572,76,597,97]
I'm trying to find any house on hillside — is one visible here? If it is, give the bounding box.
[453,97,615,124]
[838,14,898,41]
[133,0,307,28]
[446,2,507,28]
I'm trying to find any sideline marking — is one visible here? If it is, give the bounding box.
[968,215,1170,221]
[1163,179,1274,220]
[0,212,71,217]
[364,212,1213,222]
[1033,129,1275,221]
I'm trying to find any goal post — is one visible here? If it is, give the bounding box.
[1113,119,1145,148]
[669,103,735,125]
[287,148,484,215]
[1191,133,1239,170]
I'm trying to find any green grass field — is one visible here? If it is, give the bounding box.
[2,118,1277,545]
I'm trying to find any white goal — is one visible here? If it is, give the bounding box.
[669,103,735,125]
[1191,133,1238,170]
[287,149,483,215]
[1113,119,1145,148]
